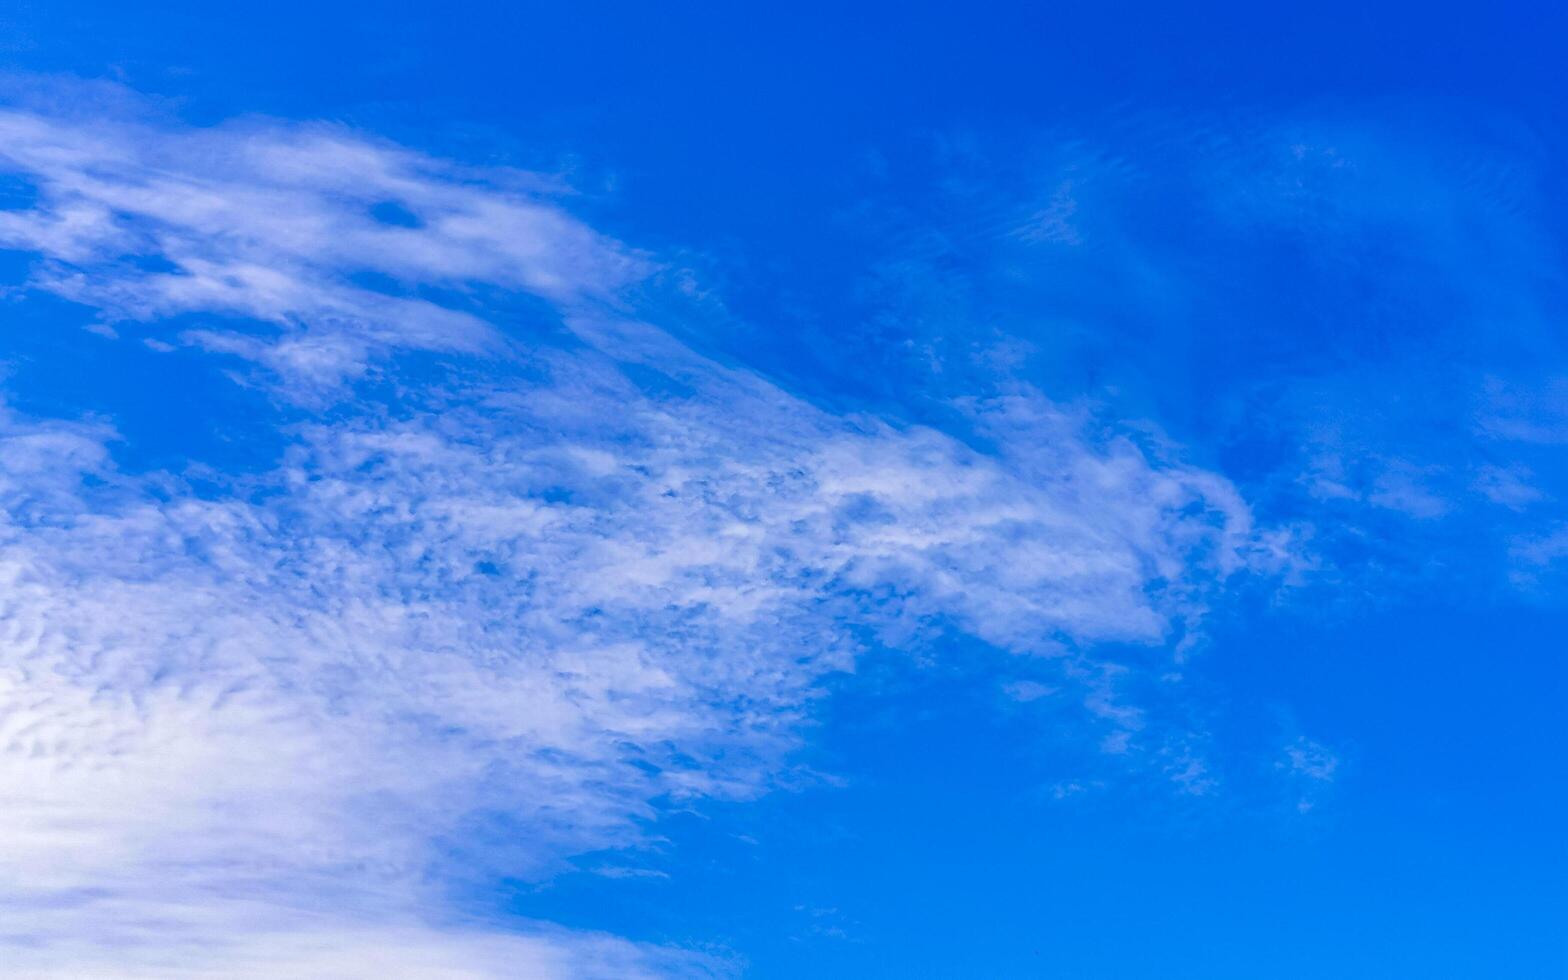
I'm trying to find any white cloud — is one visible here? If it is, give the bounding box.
[1506,523,1568,588]
[1475,376,1568,445]
[1472,463,1544,510]
[1278,736,1339,814]
[0,901,724,980]
[0,83,1281,973]
[0,91,649,396]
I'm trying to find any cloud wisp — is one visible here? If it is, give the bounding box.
[0,90,648,395]
[0,87,1279,975]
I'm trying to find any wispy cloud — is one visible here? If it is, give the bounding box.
[0,82,1281,972]
[1278,736,1340,815]
[0,84,648,395]
[1,901,724,980]
[837,112,1566,601]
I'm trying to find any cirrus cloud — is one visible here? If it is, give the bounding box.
[0,81,1283,975]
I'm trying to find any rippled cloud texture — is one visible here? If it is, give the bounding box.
[0,85,1297,975]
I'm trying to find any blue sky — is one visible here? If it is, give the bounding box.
[0,4,1563,977]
